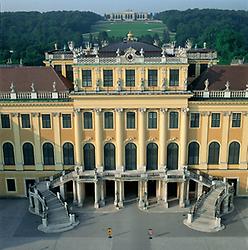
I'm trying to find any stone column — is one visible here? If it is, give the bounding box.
[220,112,230,169]
[164,181,168,208]
[138,180,144,207]
[115,108,124,171]
[77,182,83,207]
[179,182,185,207]
[144,180,148,207]
[185,180,190,206]
[0,142,3,170]
[200,112,210,169]
[74,108,82,168]
[100,180,105,206]
[240,112,248,169]
[53,112,63,170]
[60,183,65,200]
[94,181,99,208]
[11,113,23,170]
[197,183,203,198]
[195,63,201,77]
[73,180,77,204]
[95,109,103,170]
[118,181,124,208]
[159,108,168,170]
[180,108,188,169]
[31,113,43,170]
[138,108,146,171]
[114,180,118,206]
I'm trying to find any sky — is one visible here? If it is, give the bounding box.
[1,0,248,14]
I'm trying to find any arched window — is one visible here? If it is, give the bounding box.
[228,142,240,164]
[208,142,220,164]
[125,143,137,170]
[167,143,179,170]
[188,142,199,165]
[104,143,116,170]
[146,143,158,170]
[23,143,34,165]
[43,143,54,165]
[63,143,74,165]
[84,143,95,170]
[3,142,15,165]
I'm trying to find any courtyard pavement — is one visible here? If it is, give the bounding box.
[0,197,247,250]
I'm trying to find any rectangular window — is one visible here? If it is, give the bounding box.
[148,69,158,87]
[66,65,73,82]
[232,113,241,127]
[211,113,220,128]
[125,70,135,87]
[104,112,113,129]
[169,112,179,129]
[148,112,157,129]
[54,65,62,75]
[84,112,93,129]
[21,114,31,128]
[103,70,113,87]
[169,69,179,86]
[190,113,200,128]
[62,114,71,128]
[126,112,135,129]
[42,114,51,128]
[82,70,92,87]
[1,114,10,128]
[6,179,16,192]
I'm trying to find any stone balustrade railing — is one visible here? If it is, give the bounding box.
[187,52,217,60]
[193,90,248,99]
[0,91,69,100]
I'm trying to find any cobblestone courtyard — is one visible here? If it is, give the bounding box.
[0,198,247,250]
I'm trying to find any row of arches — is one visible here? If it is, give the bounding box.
[2,140,241,167]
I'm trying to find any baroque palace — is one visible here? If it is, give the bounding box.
[0,33,247,231]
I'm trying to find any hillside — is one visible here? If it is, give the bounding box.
[155,9,248,64]
[0,11,102,65]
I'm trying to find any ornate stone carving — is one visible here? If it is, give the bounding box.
[94,108,102,113]
[201,111,210,117]
[52,112,60,117]
[160,108,168,113]
[115,108,123,113]
[31,112,40,117]
[73,108,81,114]
[106,137,113,142]
[138,108,146,113]
[223,111,231,116]
[11,112,19,117]
[181,108,189,113]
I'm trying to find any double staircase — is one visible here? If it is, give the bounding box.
[28,171,79,233]
[184,173,235,232]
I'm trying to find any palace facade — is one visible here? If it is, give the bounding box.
[0,33,247,211]
[104,10,151,21]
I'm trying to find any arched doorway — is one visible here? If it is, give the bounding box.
[167,143,179,170]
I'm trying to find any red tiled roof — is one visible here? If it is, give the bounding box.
[190,65,248,91]
[0,66,73,92]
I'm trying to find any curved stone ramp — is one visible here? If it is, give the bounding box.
[184,182,234,233]
[30,182,79,233]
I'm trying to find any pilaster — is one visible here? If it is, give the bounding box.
[159,108,167,170]
[200,112,210,169]
[95,109,103,170]
[240,112,248,169]
[220,112,230,169]
[53,112,63,170]
[115,108,124,171]
[138,108,146,171]
[74,108,82,167]
[11,113,23,170]
[180,108,188,169]
[32,113,43,170]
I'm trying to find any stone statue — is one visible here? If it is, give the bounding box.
[162,78,167,91]
[74,80,79,92]
[31,82,35,92]
[246,83,248,91]
[161,48,166,57]
[116,48,120,57]
[117,78,122,91]
[225,81,230,91]
[140,48,144,57]
[52,81,57,92]
[10,82,15,93]
[185,39,192,50]
[140,78,145,91]
[204,79,209,91]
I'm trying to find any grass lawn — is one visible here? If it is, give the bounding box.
[83,20,172,40]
